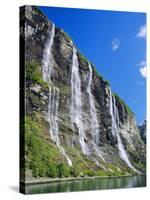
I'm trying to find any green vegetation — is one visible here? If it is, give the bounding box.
[26,61,48,90]
[77,50,88,66]
[24,115,131,179]
[133,161,145,172]
[24,115,135,178]
[70,166,81,177]
[57,163,70,178]
[26,61,41,83]
[25,115,70,178]
[61,147,130,178]
[104,80,110,86]
[24,60,136,179]
[114,93,134,115]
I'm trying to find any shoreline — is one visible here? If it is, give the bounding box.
[21,174,146,186]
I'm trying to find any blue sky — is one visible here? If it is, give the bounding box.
[39,6,146,123]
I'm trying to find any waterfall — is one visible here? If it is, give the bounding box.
[42,23,55,82]
[87,62,100,145]
[86,62,104,162]
[70,46,89,155]
[48,87,59,143]
[109,89,135,170]
[42,23,72,166]
[48,87,72,166]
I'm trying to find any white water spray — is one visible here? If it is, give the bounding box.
[87,62,100,145]
[86,62,104,162]
[42,23,55,82]
[70,46,89,155]
[42,23,72,166]
[109,89,135,170]
[48,87,72,166]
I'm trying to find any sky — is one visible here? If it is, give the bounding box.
[39,6,146,123]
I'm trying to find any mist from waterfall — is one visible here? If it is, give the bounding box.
[42,23,72,166]
[70,46,89,155]
[109,89,135,170]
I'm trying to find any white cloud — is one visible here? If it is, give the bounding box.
[137,60,147,78]
[139,67,146,78]
[136,24,146,39]
[112,38,120,51]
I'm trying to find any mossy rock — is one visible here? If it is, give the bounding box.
[26,61,49,90]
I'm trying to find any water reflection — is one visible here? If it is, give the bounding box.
[25,175,146,194]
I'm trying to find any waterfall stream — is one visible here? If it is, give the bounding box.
[42,23,72,166]
[41,23,138,170]
[42,23,55,82]
[70,46,89,155]
[109,89,135,170]
[87,62,100,145]
[87,62,104,162]
[48,87,72,166]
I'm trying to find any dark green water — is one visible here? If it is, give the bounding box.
[25,175,146,194]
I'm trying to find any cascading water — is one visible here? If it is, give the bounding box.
[42,23,55,82]
[87,62,100,145]
[48,87,72,166]
[48,87,59,143]
[109,88,135,170]
[87,62,104,162]
[42,23,137,170]
[70,46,89,155]
[42,23,72,166]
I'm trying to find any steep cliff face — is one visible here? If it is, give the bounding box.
[20,6,146,180]
[138,120,146,144]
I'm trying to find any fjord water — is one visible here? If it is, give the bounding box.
[25,175,146,194]
[42,24,72,166]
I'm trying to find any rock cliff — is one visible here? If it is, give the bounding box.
[20,6,146,181]
[138,120,146,144]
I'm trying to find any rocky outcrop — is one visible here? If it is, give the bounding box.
[20,6,146,181]
[137,120,146,144]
